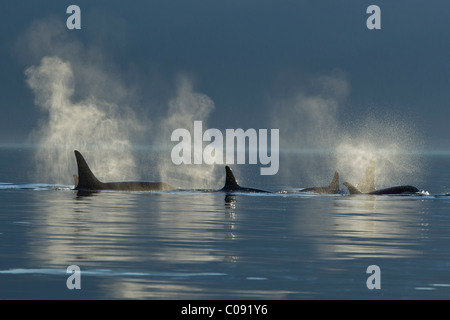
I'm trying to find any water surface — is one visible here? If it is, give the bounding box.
[1,148,450,299]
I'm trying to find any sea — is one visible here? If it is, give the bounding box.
[1,146,450,301]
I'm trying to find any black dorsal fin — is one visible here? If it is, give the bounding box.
[74,150,103,190]
[224,166,240,190]
[328,170,339,191]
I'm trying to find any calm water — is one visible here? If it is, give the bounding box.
[1,147,450,299]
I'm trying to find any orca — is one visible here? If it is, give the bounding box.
[299,171,340,194]
[343,182,419,195]
[220,166,271,193]
[343,158,419,195]
[73,150,174,191]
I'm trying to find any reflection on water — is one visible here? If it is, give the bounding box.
[2,149,450,299]
[1,184,449,298]
[30,190,237,265]
[30,191,139,266]
[289,194,428,260]
[331,196,425,259]
[21,190,235,298]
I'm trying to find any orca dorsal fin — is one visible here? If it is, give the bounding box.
[328,171,339,192]
[358,158,376,193]
[224,166,240,190]
[343,182,363,194]
[74,150,103,190]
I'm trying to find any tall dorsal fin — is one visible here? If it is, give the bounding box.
[343,182,363,194]
[358,158,376,193]
[224,166,240,190]
[328,170,339,192]
[74,150,103,190]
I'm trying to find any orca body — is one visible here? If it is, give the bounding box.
[343,182,419,195]
[73,150,174,191]
[220,166,271,193]
[343,159,419,195]
[300,171,340,194]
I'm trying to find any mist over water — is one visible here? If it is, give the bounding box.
[20,18,423,190]
[18,18,144,185]
[156,75,219,189]
[335,115,423,190]
[272,71,423,189]
[25,56,142,184]
[25,58,217,188]
[21,18,219,188]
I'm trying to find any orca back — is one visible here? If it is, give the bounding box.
[370,185,419,195]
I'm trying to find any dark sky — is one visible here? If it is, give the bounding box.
[1,0,449,149]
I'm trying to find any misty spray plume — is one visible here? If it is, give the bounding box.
[335,115,423,190]
[271,71,348,186]
[271,71,423,189]
[25,56,143,185]
[19,18,149,185]
[21,18,222,187]
[156,75,218,189]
